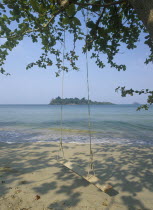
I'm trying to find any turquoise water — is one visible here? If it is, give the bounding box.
[0,104,153,145]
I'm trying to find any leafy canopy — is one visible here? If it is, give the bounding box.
[0,0,153,108]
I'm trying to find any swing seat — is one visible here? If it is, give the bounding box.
[59,160,113,193]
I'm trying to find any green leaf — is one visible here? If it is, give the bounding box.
[86,21,95,28]
[72,17,81,26]
[62,17,81,26]
[62,17,70,25]
[66,4,76,17]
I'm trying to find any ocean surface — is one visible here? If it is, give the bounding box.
[0,104,153,145]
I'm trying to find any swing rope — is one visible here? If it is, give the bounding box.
[55,11,113,194]
[57,30,65,161]
[85,11,96,177]
[57,14,96,177]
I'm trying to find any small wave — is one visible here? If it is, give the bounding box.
[0,127,153,146]
[6,141,14,144]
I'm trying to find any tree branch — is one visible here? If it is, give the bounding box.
[75,0,127,8]
[95,8,106,28]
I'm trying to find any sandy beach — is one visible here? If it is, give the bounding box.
[0,142,153,210]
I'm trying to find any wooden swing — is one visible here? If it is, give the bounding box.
[57,17,113,193]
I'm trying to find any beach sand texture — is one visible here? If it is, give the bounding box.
[0,142,153,210]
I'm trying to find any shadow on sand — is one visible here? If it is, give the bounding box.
[0,142,153,209]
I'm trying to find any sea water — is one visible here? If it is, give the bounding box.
[0,104,153,145]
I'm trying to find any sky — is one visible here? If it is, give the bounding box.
[0,26,153,104]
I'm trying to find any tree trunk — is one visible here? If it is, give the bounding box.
[129,0,153,41]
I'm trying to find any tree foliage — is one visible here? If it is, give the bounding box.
[0,0,153,108]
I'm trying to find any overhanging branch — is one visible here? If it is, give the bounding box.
[0,4,69,39]
[74,0,127,8]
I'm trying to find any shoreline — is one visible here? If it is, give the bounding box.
[1,141,153,148]
[1,139,153,147]
[1,142,153,209]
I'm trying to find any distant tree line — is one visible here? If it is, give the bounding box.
[49,97,113,105]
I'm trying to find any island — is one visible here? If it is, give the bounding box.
[133,102,140,105]
[49,97,114,105]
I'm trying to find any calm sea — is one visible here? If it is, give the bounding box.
[0,104,153,145]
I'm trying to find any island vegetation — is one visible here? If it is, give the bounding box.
[49,97,114,105]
